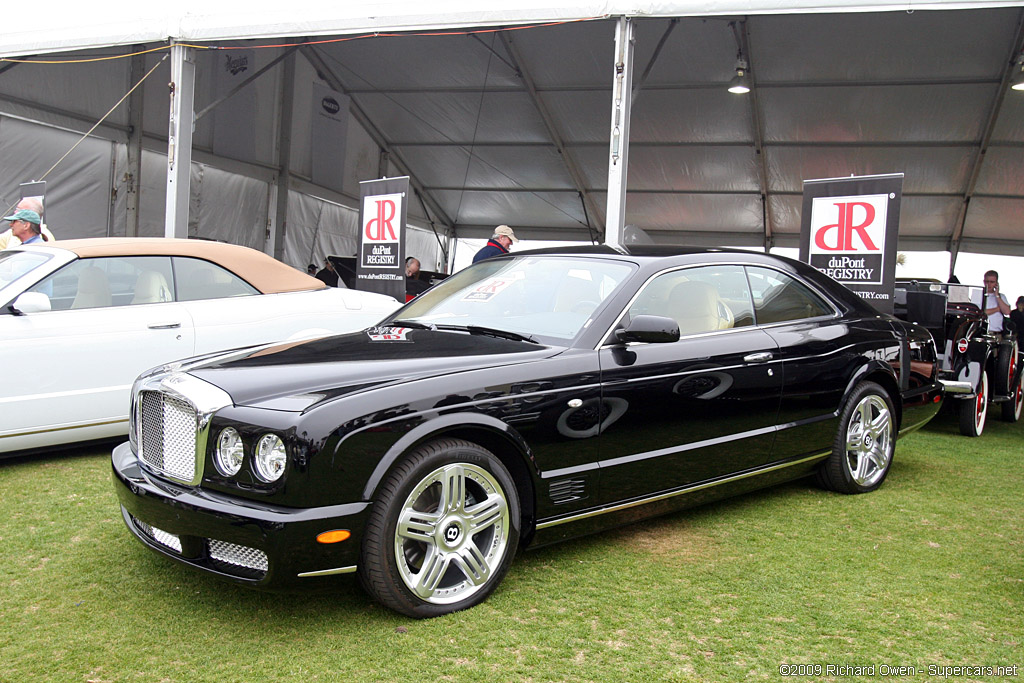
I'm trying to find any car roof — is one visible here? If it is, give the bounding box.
[32,238,326,295]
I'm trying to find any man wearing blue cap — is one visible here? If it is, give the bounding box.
[4,208,47,246]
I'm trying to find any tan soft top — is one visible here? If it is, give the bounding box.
[44,238,326,295]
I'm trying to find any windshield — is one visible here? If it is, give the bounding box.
[0,249,53,292]
[388,255,635,344]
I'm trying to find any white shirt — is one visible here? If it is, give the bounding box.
[986,292,1008,332]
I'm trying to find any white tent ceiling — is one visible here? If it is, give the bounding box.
[1,2,1023,265]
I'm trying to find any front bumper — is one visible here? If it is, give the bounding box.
[112,440,369,588]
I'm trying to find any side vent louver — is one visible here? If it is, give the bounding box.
[549,478,587,505]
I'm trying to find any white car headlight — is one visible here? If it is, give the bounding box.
[254,434,287,482]
[215,427,244,476]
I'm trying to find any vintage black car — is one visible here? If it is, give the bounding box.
[894,279,1022,436]
[113,246,942,617]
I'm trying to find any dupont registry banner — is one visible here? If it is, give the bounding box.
[799,173,903,314]
[311,83,350,192]
[357,177,408,301]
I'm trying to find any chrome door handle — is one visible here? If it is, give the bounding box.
[148,322,181,329]
[743,352,773,363]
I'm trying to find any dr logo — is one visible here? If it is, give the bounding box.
[814,201,879,252]
[365,199,397,242]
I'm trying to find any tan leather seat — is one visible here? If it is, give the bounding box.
[665,280,733,335]
[132,270,172,304]
[70,267,111,309]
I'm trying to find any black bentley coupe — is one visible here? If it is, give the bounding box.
[113,245,942,617]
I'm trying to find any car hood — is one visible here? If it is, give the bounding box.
[186,327,564,411]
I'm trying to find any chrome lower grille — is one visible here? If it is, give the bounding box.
[139,390,197,482]
[209,540,269,572]
[132,515,183,553]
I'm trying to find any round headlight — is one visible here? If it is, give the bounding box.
[215,427,244,476]
[254,433,287,482]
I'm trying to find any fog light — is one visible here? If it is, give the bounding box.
[254,434,287,482]
[215,427,244,476]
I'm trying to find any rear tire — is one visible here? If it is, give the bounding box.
[358,438,520,618]
[958,370,988,437]
[817,381,895,494]
[1001,365,1023,423]
[993,339,1018,396]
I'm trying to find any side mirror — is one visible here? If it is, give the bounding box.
[614,314,680,344]
[9,292,52,315]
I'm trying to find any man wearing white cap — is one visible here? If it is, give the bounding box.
[472,224,518,264]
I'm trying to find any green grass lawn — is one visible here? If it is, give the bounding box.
[1,414,1020,682]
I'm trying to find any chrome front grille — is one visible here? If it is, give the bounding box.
[209,540,269,572]
[139,390,197,482]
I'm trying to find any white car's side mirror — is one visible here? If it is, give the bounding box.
[10,291,52,315]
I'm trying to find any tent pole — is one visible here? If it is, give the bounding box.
[126,47,145,238]
[604,17,635,249]
[165,43,195,239]
[272,52,296,262]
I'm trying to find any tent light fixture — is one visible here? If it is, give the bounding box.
[1011,55,1024,92]
[728,57,751,94]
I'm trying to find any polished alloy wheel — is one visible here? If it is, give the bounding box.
[843,394,893,488]
[393,463,511,605]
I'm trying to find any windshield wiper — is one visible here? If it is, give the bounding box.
[386,319,437,330]
[436,324,538,344]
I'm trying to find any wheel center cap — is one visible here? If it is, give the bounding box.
[864,434,873,448]
[442,521,463,546]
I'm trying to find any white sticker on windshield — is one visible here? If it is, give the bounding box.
[461,272,524,302]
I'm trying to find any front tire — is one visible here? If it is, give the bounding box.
[359,438,520,618]
[817,381,895,494]
[958,370,988,437]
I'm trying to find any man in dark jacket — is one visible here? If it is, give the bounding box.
[472,225,518,263]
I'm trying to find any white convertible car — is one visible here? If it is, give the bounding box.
[1,238,401,455]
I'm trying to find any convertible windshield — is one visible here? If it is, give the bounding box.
[390,256,635,343]
[0,250,53,292]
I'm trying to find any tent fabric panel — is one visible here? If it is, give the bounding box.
[629,89,755,144]
[319,34,521,90]
[0,116,113,239]
[538,91,612,144]
[759,84,996,144]
[632,17,742,86]
[285,191,359,271]
[962,197,1024,241]
[765,146,974,194]
[193,166,269,250]
[502,19,615,89]
[973,147,1024,197]
[750,9,1018,82]
[621,191,765,232]
[0,50,131,128]
[893,195,964,237]
[991,95,1024,143]
[353,91,553,145]
[396,144,577,191]
[431,188,588,229]
[574,144,761,192]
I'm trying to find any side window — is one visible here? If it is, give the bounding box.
[746,266,833,324]
[29,256,174,311]
[627,265,754,336]
[173,257,258,302]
